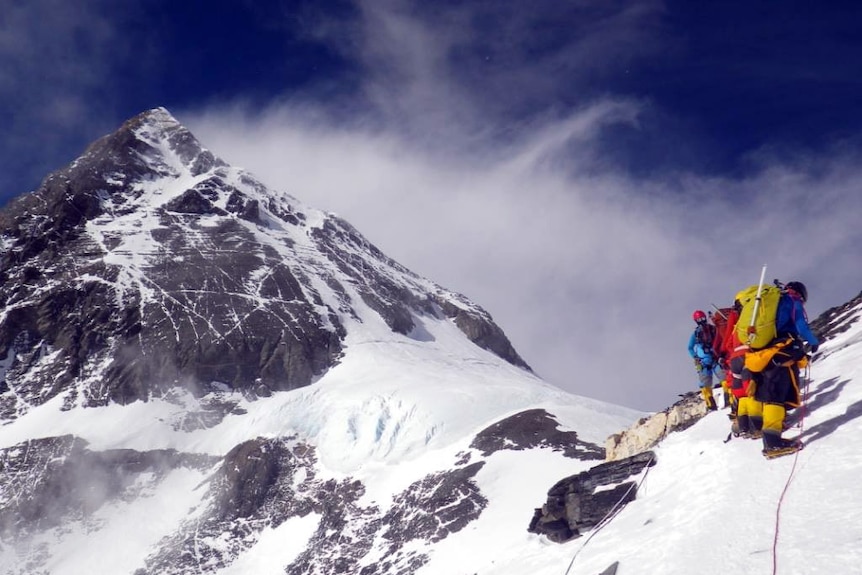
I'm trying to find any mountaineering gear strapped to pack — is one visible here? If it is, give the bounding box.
[735,279,784,350]
[735,271,819,352]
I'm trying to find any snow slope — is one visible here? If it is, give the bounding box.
[430,299,862,575]
[4,295,859,575]
[0,295,641,574]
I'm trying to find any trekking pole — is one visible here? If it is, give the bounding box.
[746,264,768,346]
[710,304,728,320]
[800,363,811,430]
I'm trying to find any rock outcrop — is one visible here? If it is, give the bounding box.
[528,450,656,543]
[470,408,604,460]
[605,392,707,461]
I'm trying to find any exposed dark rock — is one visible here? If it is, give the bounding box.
[0,111,348,412]
[434,296,531,371]
[0,435,217,539]
[163,189,227,215]
[471,408,604,460]
[809,290,862,342]
[528,450,656,543]
[214,438,288,520]
[382,461,487,545]
[138,437,486,575]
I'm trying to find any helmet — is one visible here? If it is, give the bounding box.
[785,281,808,302]
[692,310,707,323]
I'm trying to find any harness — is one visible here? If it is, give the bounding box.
[695,324,716,348]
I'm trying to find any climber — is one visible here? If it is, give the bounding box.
[688,310,719,411]
[722,299,762,438]
[748,281,820,457]
[710,306,734,409]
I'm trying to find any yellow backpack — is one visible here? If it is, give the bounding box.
[734,284,783,350]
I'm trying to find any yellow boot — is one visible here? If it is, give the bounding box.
[701,387,717,411]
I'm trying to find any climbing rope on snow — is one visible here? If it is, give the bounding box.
[561,453,655,575]
[771,363,811,575]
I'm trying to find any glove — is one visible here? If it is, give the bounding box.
[810,344,819,354]
[694,358,703,371]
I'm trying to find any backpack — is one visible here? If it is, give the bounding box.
[693,324,716,365]
[694,323,715,347]
[710,307,733,357]
[734,284,783,350]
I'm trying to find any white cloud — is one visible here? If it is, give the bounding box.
[180,87,862,412]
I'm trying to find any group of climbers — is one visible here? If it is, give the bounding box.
[687,277,820,459]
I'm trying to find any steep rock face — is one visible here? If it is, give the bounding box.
[0,108,528,419]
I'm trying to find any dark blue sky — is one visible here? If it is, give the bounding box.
[2,0,862,205]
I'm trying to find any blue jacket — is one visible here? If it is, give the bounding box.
[775,293,820,347]
[688,325,716,364]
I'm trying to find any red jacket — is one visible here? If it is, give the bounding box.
[721,308,756,398]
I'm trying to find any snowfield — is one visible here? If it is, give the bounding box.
[2,296,861,575]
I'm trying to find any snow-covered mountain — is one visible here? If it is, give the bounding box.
[0,107,529,411]
[0,109,642,574]
[1,108,860,575]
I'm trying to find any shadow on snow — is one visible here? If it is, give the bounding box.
[790,376,862,446]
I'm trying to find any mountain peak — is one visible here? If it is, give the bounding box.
[136,106,180,128]
[0,109,529,415]
[56,106,227,192]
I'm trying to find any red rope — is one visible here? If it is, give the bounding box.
[771,364,810,574]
